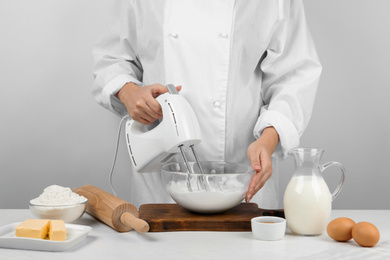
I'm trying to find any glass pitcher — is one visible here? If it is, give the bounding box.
[283,148,346,236]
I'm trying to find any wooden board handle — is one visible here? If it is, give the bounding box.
[120,212,150,233]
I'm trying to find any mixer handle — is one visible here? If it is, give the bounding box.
[166,84,179,94]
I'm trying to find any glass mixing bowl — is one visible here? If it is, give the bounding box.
[161,161,255,214]
[29,200,87,223]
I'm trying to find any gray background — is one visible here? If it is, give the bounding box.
[1,0,389,209]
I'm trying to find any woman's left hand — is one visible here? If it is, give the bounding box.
[245,127,279,202]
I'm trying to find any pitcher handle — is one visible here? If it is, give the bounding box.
[319,161,346,201]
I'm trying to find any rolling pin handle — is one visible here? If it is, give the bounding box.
[120,212,150,233]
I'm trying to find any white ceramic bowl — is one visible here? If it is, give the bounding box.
[251,216,286,241]
[29,200,88,223]
[162,161,255,214]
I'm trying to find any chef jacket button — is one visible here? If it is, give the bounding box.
[169,32,178,38]
[219,33,229,38]
[213,101,221,108]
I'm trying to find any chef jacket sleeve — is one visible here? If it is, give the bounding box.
[92,0,143,117]
[254,0,322,157]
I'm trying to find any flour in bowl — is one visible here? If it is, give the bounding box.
[29,185,87,223]
[30,185,87,205]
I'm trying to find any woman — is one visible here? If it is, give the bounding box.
[92,0,321,209]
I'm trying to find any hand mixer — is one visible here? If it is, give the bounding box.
[108,84,208,196]
[125,84,206,182]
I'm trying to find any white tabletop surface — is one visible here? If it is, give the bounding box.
[0,209,389,259]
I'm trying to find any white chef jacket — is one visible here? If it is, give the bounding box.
[92,0,322,209]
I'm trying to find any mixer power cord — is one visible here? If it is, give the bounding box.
[108,115,130,197]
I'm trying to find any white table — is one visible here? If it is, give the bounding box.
[0,209,389,259]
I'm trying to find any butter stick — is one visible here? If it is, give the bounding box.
[49,220,66,241]
[15,219,50,239]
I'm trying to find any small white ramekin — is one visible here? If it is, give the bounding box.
[251,216,286,241]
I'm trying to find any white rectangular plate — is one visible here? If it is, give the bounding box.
[0,222,92,251]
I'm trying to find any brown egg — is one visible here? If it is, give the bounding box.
[327,217,356,242]
[352,222,380,247]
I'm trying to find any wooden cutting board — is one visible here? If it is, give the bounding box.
[138,203,284,232]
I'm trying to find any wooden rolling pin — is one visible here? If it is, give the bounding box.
[73,185,149,233]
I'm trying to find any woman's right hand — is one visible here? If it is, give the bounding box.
[116,82,181,125]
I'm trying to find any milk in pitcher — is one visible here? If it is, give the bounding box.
[284,175,332,235]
